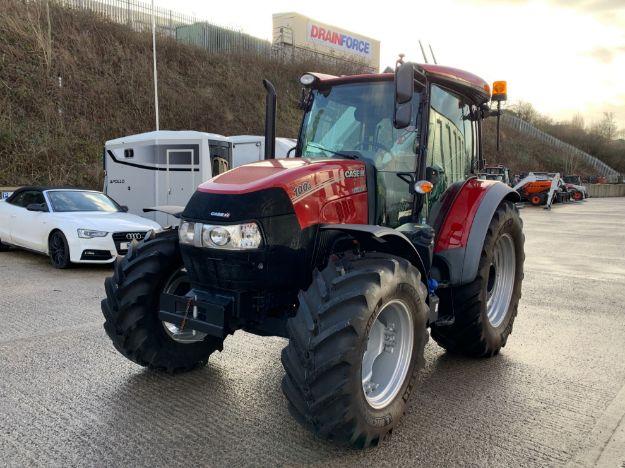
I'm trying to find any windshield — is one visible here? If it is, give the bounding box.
[300,81,421,172]
[47,191,121,213]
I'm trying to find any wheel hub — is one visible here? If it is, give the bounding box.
[361,299,414,409]
[486,233,516,327]
[161,268,207,344]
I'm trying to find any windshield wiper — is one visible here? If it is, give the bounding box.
[305,143,362,160]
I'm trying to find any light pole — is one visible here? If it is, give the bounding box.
[151,0,160,131]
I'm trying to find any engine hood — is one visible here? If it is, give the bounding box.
[191,158,369,229]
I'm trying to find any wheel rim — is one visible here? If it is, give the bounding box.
[49,234,65,266]
[486,233,516,327]
[361,299,414,409]
[161,268,207,344]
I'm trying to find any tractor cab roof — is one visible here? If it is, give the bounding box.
[309,64,491,105]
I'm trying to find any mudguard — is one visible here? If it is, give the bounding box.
[319,224,428,280]
[434,180,519,285]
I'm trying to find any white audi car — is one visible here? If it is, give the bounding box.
[0,187,161,268]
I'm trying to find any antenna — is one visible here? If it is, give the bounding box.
[418,40,429,64]
[429,44,438,64]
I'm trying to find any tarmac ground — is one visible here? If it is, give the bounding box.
[1,197,625,467]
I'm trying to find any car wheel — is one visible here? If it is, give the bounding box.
[49,231,71,269]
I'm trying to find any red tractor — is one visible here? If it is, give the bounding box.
[101,62,525,448]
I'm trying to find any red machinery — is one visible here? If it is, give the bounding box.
[102,62,525,447]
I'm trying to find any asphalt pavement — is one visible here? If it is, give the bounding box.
[1,198,625,467]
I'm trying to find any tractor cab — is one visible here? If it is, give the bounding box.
[295,64,502,231]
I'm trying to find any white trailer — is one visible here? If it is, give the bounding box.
[229,135,296,166]
[104,131,232,226]
[104,131,297,226]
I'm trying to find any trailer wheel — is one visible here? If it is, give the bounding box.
[281,252,429,448]
[431,201,524,357]
[101,229,223,372]
[529,193,544,206]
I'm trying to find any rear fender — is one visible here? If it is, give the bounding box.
[433,180,519,285]
[319,224,428,281]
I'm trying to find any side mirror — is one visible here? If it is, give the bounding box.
[120,205,129,212]
[394,62,414,129]
[26,203,47,212]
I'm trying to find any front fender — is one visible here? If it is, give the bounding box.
[319,224,428,281]
[434,180,519,285]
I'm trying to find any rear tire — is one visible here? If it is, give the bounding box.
[101,229,223,372]
[49,231,71,269]
[573,191,583,201]
[431,201,524,357]
[281,252,429,448]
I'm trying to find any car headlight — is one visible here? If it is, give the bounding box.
[77,229,108,238]
[202,223,262,250]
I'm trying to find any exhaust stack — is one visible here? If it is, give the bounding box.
[263,79,276,160]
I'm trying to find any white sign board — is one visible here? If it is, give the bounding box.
[306,21,373,60]
[1,192,13,200]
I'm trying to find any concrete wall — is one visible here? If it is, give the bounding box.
[588,184,625,197]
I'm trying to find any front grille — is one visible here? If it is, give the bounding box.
[112,232,147,254]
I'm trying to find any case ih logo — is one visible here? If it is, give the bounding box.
[211,211,231,218]
[125,233,144,240]
[345,169,366,178]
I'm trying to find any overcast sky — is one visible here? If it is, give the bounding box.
[157,0,625,130]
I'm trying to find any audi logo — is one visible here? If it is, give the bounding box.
[125,233,144,240]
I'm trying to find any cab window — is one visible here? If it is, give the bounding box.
[425,85,476,216]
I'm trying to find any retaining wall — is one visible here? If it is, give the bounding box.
[588,184,625,198]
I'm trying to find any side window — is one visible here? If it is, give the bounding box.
[9,191,43,208]
[424,86,476,221]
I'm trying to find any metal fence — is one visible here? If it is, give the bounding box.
[55,0,197,36]
[502,114,621,177]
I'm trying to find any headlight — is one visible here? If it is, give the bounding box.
[77,229,108,238]
[178,221,196,245]
[201,222,262,250]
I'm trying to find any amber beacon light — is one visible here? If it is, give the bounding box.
[492,81,507,101]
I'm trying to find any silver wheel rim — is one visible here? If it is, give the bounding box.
[361,299,414,410]
[486,233,516,327]
[161,268,207,344]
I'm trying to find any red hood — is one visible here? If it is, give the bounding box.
[197,158,369,229]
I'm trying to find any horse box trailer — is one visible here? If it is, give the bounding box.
[104,131,296,226]
[104,131,232,226]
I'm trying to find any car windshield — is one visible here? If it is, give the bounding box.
[47,191,121,212]
[300,81,421,171]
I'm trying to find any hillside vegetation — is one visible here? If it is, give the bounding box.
[0,0,619,188]
[0,1,357,187]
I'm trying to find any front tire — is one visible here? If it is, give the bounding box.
[101,229,224,372]
[431,201,524,357]
[281,252,429,448]
[49,231,71,269]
